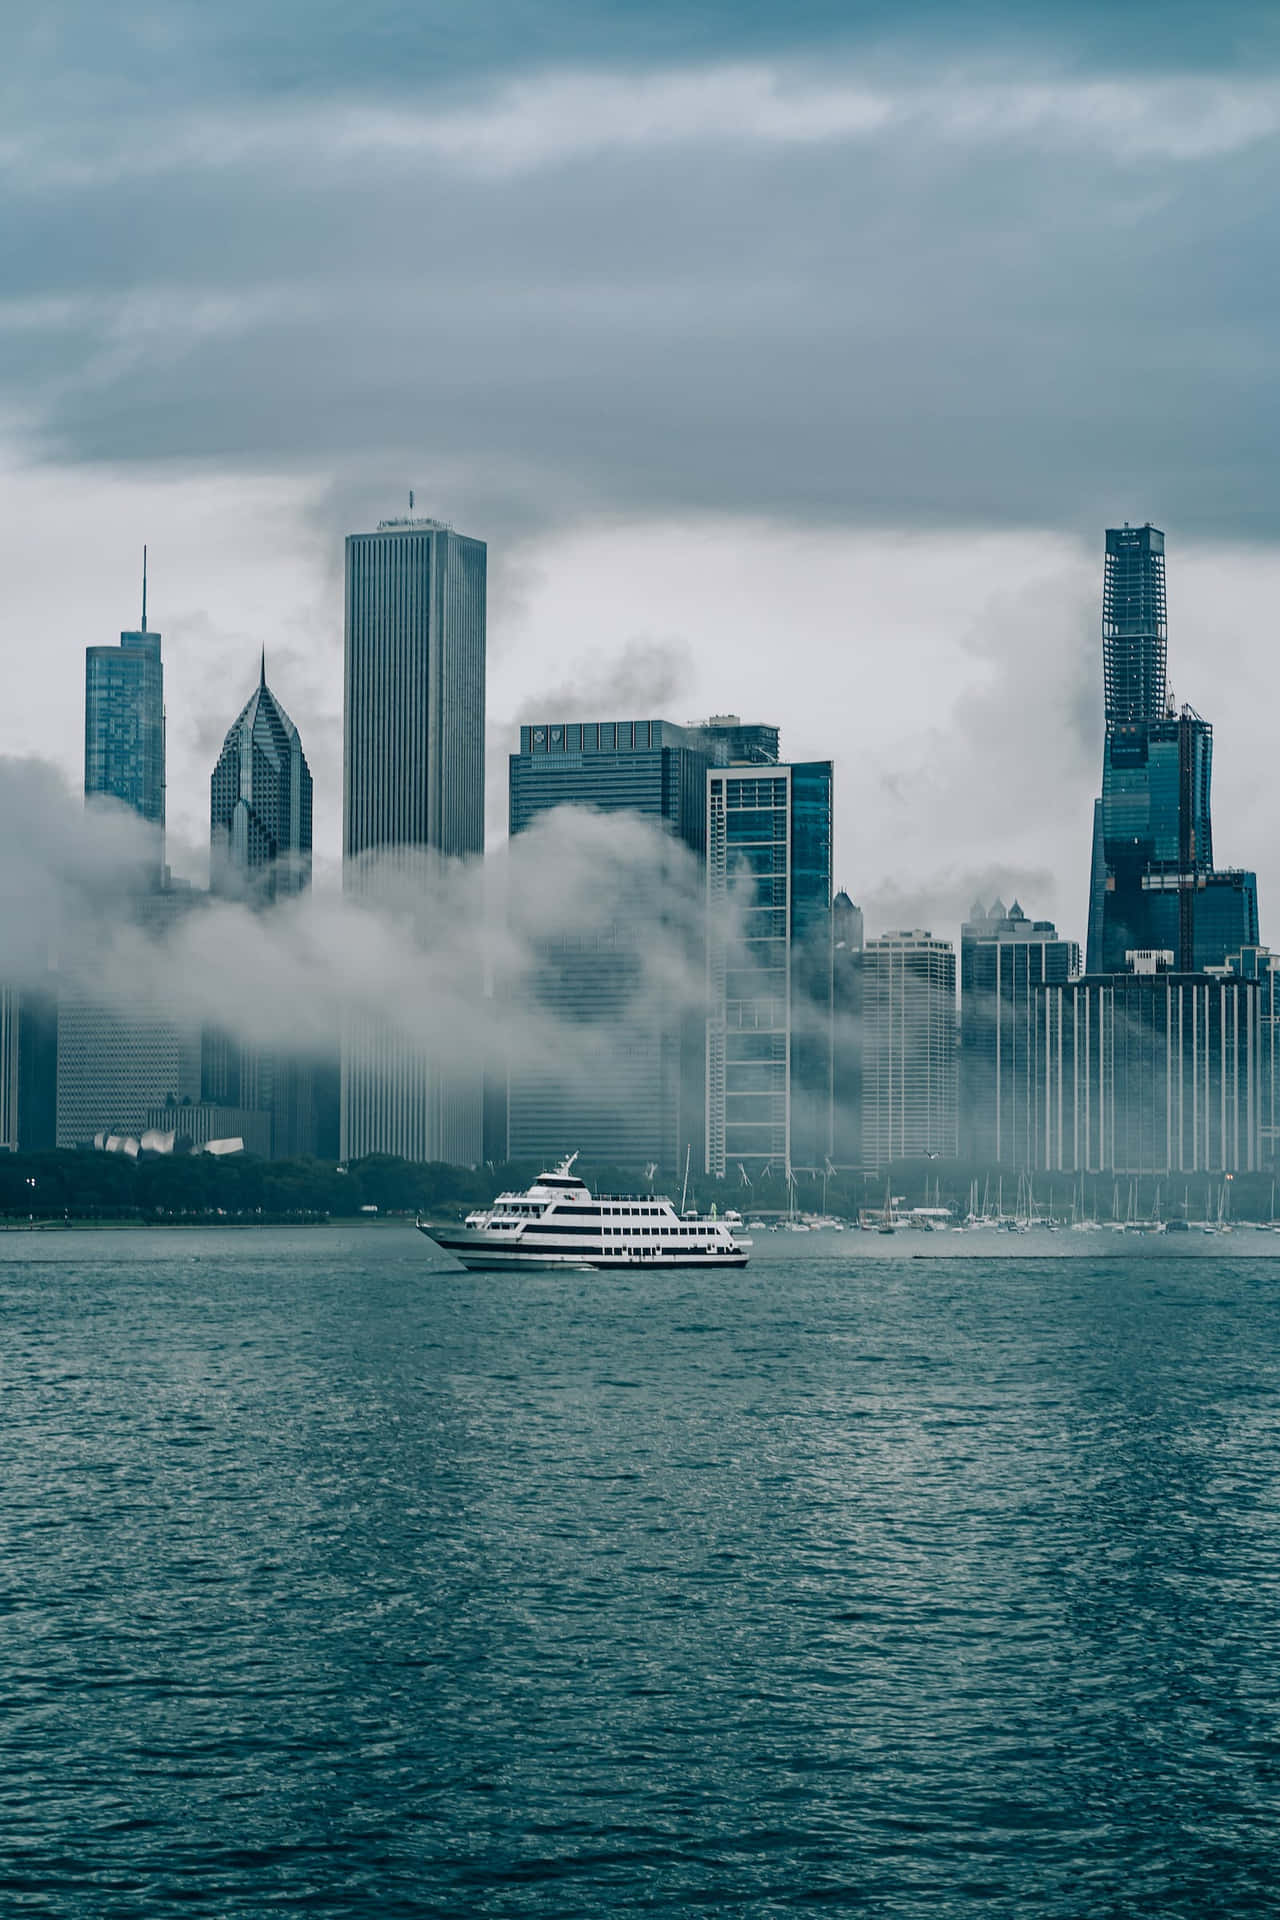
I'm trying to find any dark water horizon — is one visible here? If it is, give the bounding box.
[3,1229,1278,1914]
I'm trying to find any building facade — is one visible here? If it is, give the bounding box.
[55,890,202,1148]
[1034,961,1260,1174]
[57,992,201,1147]
[85,571,165,878]
[211,658,313,901]
[831,891,865,1167]
[341,519,486,1164]
[508,719,715,1171]
[206,660,328,1157]
[960,900,1079,1167]
[1087,525,1260,973]
[859,931,957,1169]
[706,760,833,1178]
[0,990,16,1152]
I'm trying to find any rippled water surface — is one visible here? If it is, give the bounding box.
[3,1227,1280,1915]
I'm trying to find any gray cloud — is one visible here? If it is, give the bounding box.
[514,637,693,724]
[2,56,1279,543]
[0,757,714,1094]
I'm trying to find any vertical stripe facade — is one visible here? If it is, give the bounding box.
[341,523,486,1164]
[1035,973,1259,1173]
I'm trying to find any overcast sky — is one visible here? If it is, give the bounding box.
[4,1,1279,952]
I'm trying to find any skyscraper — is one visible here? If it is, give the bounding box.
[1,989,57,1153]
[507,718,715,1170]
[55,890,203,1146]
[210,657,313,901]
[1102,522,1168,725]
[705,758,834,1178]
[343,519,486,866]
[1035,957,1260,1174]
[960,900,1079,1167]
[341,517,486,1164]
[1087,525,1259,973]
[831,892,865,1168]
[84,553,165,877]
[860,931,957,1170]
[206,659,328,1158]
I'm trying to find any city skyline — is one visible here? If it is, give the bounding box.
[2,510,1267,967]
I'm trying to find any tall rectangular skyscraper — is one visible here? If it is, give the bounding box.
[860,932,957,1170]
[1102,523,1167,725]
[705,760,834,1179]
[84,565,165,877]
[344,520,486,864]
[341,518,486,1165]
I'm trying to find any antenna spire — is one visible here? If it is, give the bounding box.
[141,545,148,632]
[260,646,266,688]
[409,488,415,512]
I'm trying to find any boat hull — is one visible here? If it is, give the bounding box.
[419,1225,748,1272]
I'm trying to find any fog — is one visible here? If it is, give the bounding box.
[0,759,713,1092]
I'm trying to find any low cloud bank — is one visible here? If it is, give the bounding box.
[0,758,711,1086]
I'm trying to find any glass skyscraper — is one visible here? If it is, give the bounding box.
[706,759,834,1178]
[84,573,165,877]
[210,657,313,902]
[341,518,486,1166]
[1087,526,1259,973]
[205,660,322,1158]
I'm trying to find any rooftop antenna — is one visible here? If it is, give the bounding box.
[409,488,415,512]
[260,646,267,688]
[140,545,148,632]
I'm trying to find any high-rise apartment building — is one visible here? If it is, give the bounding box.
[211,658,313,901]
[341,518,486,1164]
[960,900,1079,1167]
[859,931,957,1169]
[1087,526,1259,973]
[84,558,165,878]
[706,759,833,1178]
[508,719,715,1170]
[1034,958,1260,1174]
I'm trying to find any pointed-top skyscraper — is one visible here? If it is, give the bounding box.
[210,658,313,901]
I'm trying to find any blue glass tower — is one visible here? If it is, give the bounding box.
[1087,527,1258,972]
[210,655,313,902]
[84,553,164,877]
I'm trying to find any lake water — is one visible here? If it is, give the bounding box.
[2,1227,1279,1914]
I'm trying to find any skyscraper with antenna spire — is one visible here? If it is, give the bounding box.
[84,546,165,880]
[1086,524,1258,972]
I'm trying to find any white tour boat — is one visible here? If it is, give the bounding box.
[417,1156,748,1272]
